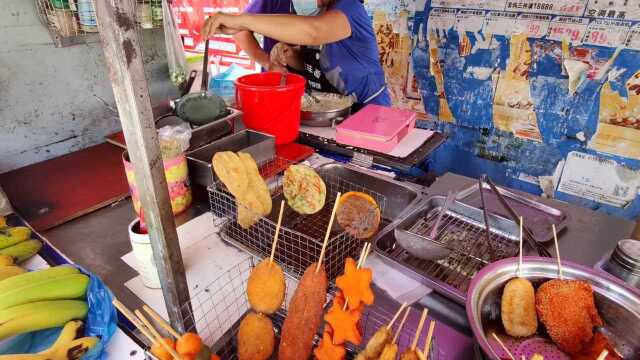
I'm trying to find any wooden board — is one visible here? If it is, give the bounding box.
[0,142,129,231]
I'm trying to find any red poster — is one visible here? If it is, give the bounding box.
[171,0,259,71]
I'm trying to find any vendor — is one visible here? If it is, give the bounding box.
[233,0,292,71]
[201,0,391,108]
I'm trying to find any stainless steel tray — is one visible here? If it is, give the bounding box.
[186,130,275,187]
[374,195,520,305]
[156,108,242,151]
[458,182,568,242]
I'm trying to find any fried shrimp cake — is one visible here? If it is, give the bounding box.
[283,164,326,215]
[237,312,275,360]
[247,259,285,314]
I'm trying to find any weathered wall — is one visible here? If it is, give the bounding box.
[0,0,178,173]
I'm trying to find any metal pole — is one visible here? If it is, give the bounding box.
[95,0,193,332]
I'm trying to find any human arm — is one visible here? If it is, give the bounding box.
[233,31,271,68]
[270,42,304,70]
[202,11,351,46]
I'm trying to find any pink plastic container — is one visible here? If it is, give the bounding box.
[336,104,417,153]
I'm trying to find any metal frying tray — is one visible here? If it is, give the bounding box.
[458,182,568,242]
[375,195,521,305]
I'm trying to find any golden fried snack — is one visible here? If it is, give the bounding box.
[361,327,391,359]
[238,152,272,215]
[572,332,621,360]
[536,279,603,354]
[247,259,285,314]
[378,343,398,360]
[336,192,381,239]
[501,277,538,337]
[400,350,420,360]
[279,263,328,360]
[212,152,248,196]
[237,311,275,360]
[236,193,264,229]
[283,164,326,214]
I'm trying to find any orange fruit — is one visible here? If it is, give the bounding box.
[181,355,196,360]
[176,332,203,355]
[211,355,220,360]
[150,338,175,360]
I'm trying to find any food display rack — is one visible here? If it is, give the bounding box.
[209,157,387,283]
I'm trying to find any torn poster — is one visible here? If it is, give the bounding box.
[429,32,455,122]
[557,151,640,207]
[493,34,542,141]
[589,70,640,160]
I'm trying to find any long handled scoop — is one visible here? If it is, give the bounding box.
[395,191,456,261]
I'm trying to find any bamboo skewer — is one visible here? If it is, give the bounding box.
[392,306,411,344]
[143,304,181,339]
[386,302,408,330]
[492,333,515,360]
[552,224,564,280]
[113,300,156,346]
[596,349,609,360]
[411,308,429,350]
[423,320,436,360]
[518,216,524,278]
[135,309,182,360]
[317,192,341,273]
[269,200,285,265]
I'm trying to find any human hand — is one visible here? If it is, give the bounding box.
[266,62,287,73]
[201,13,245,38]
[269,42,294,68]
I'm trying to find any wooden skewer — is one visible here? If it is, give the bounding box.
[357,242,371,269]
[135,309,182,360]
[521,356,526,360]
[423,320,436,359]
[518,216,524,278]
[356,243,367,268]
[552,224,563,280]
[113,300,157,346]
[269,200,285,265]
[392,306,411,344]
[342,296,349,311]
[411,308,429,350]
[143,304,181,339]
[491,333,515,360]
[596,349,609,360]
[316,192,341,273]
[386,302,408,330]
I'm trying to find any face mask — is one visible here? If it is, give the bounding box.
[293,0,320,16]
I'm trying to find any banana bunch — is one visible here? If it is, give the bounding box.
[0,266,90,340]
[0,217,42,264]
[0,320,98,360]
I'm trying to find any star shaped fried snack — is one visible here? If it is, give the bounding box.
[324,300,362,345]
[335,257,374,311]
[314,330,346,360]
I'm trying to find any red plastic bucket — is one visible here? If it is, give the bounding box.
[235,72,306,144]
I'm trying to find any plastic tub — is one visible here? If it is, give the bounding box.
[235,72,306,145]
[128,218,160,289]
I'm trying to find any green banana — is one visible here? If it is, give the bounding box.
[0,273,89,310]
[0,239,42,263]
[0,300,88,340]
[0,227,32,249]
[0,266,79,294]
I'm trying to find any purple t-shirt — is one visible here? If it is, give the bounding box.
[243,0,292,54]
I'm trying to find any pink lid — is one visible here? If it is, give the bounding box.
[336,105,417,142]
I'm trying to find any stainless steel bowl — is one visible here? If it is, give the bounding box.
[466,257,640,359]
[301,92,353,127]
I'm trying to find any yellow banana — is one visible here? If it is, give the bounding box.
[0,266,79,294]
[0,273,89,310]
[0,254,13,266]
[0,265,26,281]
[0,300,88,340]
[0,217,6,229]
[0,240,42,263]
[0,227,32,250]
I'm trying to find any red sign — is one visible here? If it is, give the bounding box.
[171,0,259,71]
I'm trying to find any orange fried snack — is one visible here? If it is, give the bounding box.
[324,300,362,345]
[572,332,621,360]
[313,330,346,360]
[335,258,374,311]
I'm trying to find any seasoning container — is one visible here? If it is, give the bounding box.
[603,239,640,289]
[77,0,98,33]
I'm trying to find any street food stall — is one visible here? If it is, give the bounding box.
[2,0,640,359]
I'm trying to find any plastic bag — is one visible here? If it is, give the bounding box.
[158,123,192,159]
[163,0,187,87]
[0,266,118,359]
[0,186,12,216]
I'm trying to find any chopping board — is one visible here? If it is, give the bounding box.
[0,143,129,231]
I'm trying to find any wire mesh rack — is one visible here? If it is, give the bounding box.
[382,206,519,298]
[146,256,438,360]
[209,157,387,283]
[34,0,162,47]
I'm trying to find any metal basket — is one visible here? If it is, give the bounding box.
[146,256,438,360]
[209,157,386,283]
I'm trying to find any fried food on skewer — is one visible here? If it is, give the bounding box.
[501,277,538,337]
[356,302,407,359]
[335,257,374,311]
[379,306,411,360]
[400,308,429,360]
[314,329,346,360]
[247,259,285,314]
[237,312,275,360]
[536,279,603,354]
[572,332,621,360]
[336,192,381,239]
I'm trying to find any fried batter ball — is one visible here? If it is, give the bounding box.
[336,192,381,239]
[237,312,275,360]
[501,277,538,337]
[378,343,398,360]
[246,259,286,314]
[360,327,391,359]
[535,279,603,354]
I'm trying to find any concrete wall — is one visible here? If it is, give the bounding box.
[0,0,178,173]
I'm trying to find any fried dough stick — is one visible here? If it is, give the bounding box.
[379,306,411,360]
